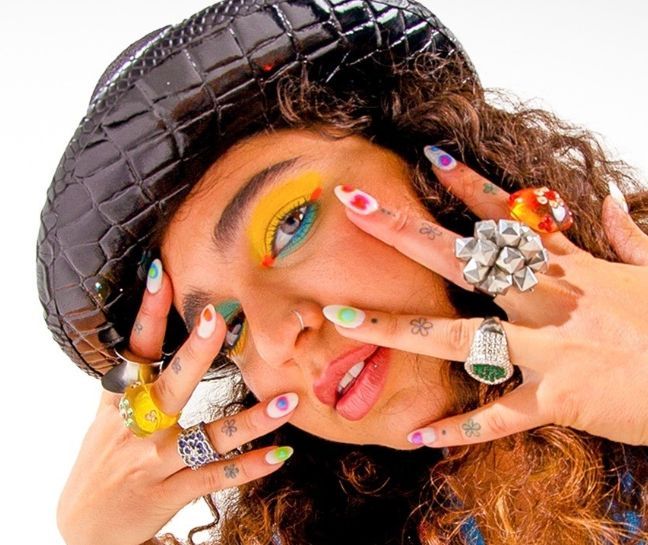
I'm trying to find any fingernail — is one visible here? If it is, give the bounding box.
[197,304,217,339]
[265,446,294,465]
[407,428,437,446]
[334,185,379,215]
[146,259,163,294]
[322,305,366,328]
[608,181,629,213]
[266,393,299,418]
[423,145,457,171]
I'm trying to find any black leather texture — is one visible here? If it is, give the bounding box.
[37,0,477,378]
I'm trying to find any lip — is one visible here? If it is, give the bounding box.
[335,346,390,421]
[313,344,379,407]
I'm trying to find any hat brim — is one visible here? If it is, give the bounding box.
[37,0,477,378]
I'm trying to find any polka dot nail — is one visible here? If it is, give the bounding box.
[334,185,379,215]
[423,145,457,171]
[322,305,366,328]
[146,259,163,294]
[266,392,299,419]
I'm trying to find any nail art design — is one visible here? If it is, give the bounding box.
[407,428,437,445]
[608,181,629,213]
[266,393,299,418]
[146,259,163,294]
[265,446,294,465]
[423,145,457,171]
[322,305,366,328]
[334,185,379,215]
[197,304,217,339]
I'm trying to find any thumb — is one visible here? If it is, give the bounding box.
[602,194,648,265]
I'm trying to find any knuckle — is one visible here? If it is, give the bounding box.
[484,407,509,437]
[240,409,263,437]
[447,319,474,357]
[152,377,178,410]
[549,385,578,428]
[201,465,225,492]
[385,313,402,340]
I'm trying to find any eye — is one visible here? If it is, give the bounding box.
[215,302,248,359]
[269,201,319,257]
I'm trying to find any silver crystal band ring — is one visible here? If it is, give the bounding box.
[464,317,514,385]
[177,422,223,470]
[455,219,549,297]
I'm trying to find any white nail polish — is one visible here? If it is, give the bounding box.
[197,304,217,339]
[322,305,366,328]
[266,393,299,418]
[407,428,437,445]
[265,446,294,465]
[423,145,457,171]
[146,259,163,294]
[333,185,379,215]
[608,181,629,213]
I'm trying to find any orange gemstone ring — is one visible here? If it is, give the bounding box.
[508,187,573,234]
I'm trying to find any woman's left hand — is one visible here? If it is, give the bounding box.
[324,148,648,447]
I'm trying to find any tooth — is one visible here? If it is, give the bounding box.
[337,373,355,392]
[348,361,365,377]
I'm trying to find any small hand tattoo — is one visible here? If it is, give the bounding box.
[224,464,239,479]
[133,321,143,335]
[379,207,397,217]
[371,318,378,324]
[419,221,443,240]
[410,317,433,336]
[462,418,481,438]
[171,357,182,374]
[441,429,447,436]
[221,418,237,437]
[483,183,498,194]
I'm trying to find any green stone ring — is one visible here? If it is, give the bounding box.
[463,317,514,385]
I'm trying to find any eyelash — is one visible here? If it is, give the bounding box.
[223,200,319,357]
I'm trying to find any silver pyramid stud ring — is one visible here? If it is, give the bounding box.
[455,219,549,297]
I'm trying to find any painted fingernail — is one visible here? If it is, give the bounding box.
[423,145,457,171]
[323,305,366,328]
[146,259,163,294]
[407,428,437,446]
[265,446,294,465]
[197,304,217,339]
[608,181,629,213]
[266,393,299,418]
[334,185,379,215]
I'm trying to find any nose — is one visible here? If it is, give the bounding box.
[237,283,325,368]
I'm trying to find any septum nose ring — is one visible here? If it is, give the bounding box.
[292,310,305,332]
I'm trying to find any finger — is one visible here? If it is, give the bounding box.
[602,194,648,266]
[158,392,300,473]
[322,305,549,372]
[405,383,547,448]
[334,185,476,292]
[423,146,580,256]
[129,259,173,360]
[150,304,226,415]
[165,445,294,505]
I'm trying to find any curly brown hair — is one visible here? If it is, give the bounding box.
[157,50,648,545]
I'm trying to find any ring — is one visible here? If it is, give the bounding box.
[292,310,305,332]
[177,422,223,470]
[464,317,514,385]
[101,347,164,393]
[455,219,549,296]
[508,186,573,233]
[119,382,180,437]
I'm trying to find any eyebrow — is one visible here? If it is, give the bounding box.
[181,155,306,328]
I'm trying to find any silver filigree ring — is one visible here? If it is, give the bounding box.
[177,422,222,470]
[464,317,514,385]
[455,219,549,297]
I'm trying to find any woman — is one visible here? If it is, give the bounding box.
[38,0,648,544]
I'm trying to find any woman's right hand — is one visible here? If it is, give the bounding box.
[57,261,298,545]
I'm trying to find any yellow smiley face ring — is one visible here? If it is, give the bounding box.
[119,382,180,438]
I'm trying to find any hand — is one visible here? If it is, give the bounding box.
[324,149,648,447]
[57,262,298,545]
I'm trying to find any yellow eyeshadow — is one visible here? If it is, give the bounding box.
[246,171,323,266]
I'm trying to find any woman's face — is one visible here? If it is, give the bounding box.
[161,127,459,450]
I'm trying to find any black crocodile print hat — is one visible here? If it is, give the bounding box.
[37,0,478,379]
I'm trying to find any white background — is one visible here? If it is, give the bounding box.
[1,1,647,543]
